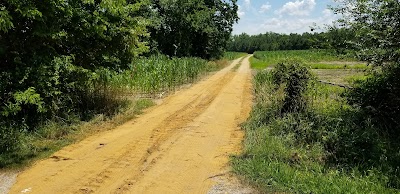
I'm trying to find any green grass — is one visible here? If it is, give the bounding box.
[105,55,225,95]
[232,127,392,194]
[224,52,247,60]
[233,69,399,193]
[250,50,361,69]
[250,56,271,70]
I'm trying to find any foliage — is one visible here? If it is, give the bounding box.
[249,56,270,70]
[333,0,400,66]
[333,1,400,185]
[233,69,400,193]
[149,0,239,59]
[271,61,312,113]
[232,71,399,193]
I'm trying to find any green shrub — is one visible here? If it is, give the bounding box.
[271,61,312,113]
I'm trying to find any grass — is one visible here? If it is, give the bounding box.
[107,55,226,96]
[224,52,247,60]
[250,56,271,70]
[308,63,367,69]
[250,50,363,70]
[312,69,367,85]
[233,65,399,193]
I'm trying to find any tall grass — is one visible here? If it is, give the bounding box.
[105,55,223,96]
[233,62,399,193]
[224,52,247,60]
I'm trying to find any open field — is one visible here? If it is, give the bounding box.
[251,50,366,70]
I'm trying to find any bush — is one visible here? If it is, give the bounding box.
[271,61,312,113]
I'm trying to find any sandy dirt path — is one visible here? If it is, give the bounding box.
[9,55,253,194]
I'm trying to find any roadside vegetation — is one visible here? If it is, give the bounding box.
[233,0,400,193]
[233,62,397,193]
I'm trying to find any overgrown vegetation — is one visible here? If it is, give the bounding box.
[233,61,399,193]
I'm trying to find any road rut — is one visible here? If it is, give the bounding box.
[9,56,253,194]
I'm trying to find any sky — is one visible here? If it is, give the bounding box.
[233,0,340,35]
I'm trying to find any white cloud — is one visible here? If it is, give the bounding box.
[244,0,251,9]
[251,10,337,34]
[238,5,245,17]
[259,3,271,13]
[322,9,332,18]
[276,0,316,16]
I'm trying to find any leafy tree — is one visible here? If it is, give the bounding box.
[333,0,400,130]
[333,0,400,66]
[0,0,149,155]
[149,0,238,59]
[333,0,400,187]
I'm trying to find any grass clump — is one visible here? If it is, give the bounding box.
[233,60,400,193]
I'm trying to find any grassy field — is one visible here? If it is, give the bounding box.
[250,50,365,70]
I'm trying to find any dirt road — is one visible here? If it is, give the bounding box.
[9,56,253,194]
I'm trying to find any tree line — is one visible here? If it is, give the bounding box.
[227,28,354,54]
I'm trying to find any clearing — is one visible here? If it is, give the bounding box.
[9,56,253,194]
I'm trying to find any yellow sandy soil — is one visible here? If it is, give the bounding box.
[10,56,253,194]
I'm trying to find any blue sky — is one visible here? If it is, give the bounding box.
[233,0,340,35]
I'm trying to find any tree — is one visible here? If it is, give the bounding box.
[0,0,149,154]
[334,1,400,186]
[333,0,400,66]
[149,0,238,59]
